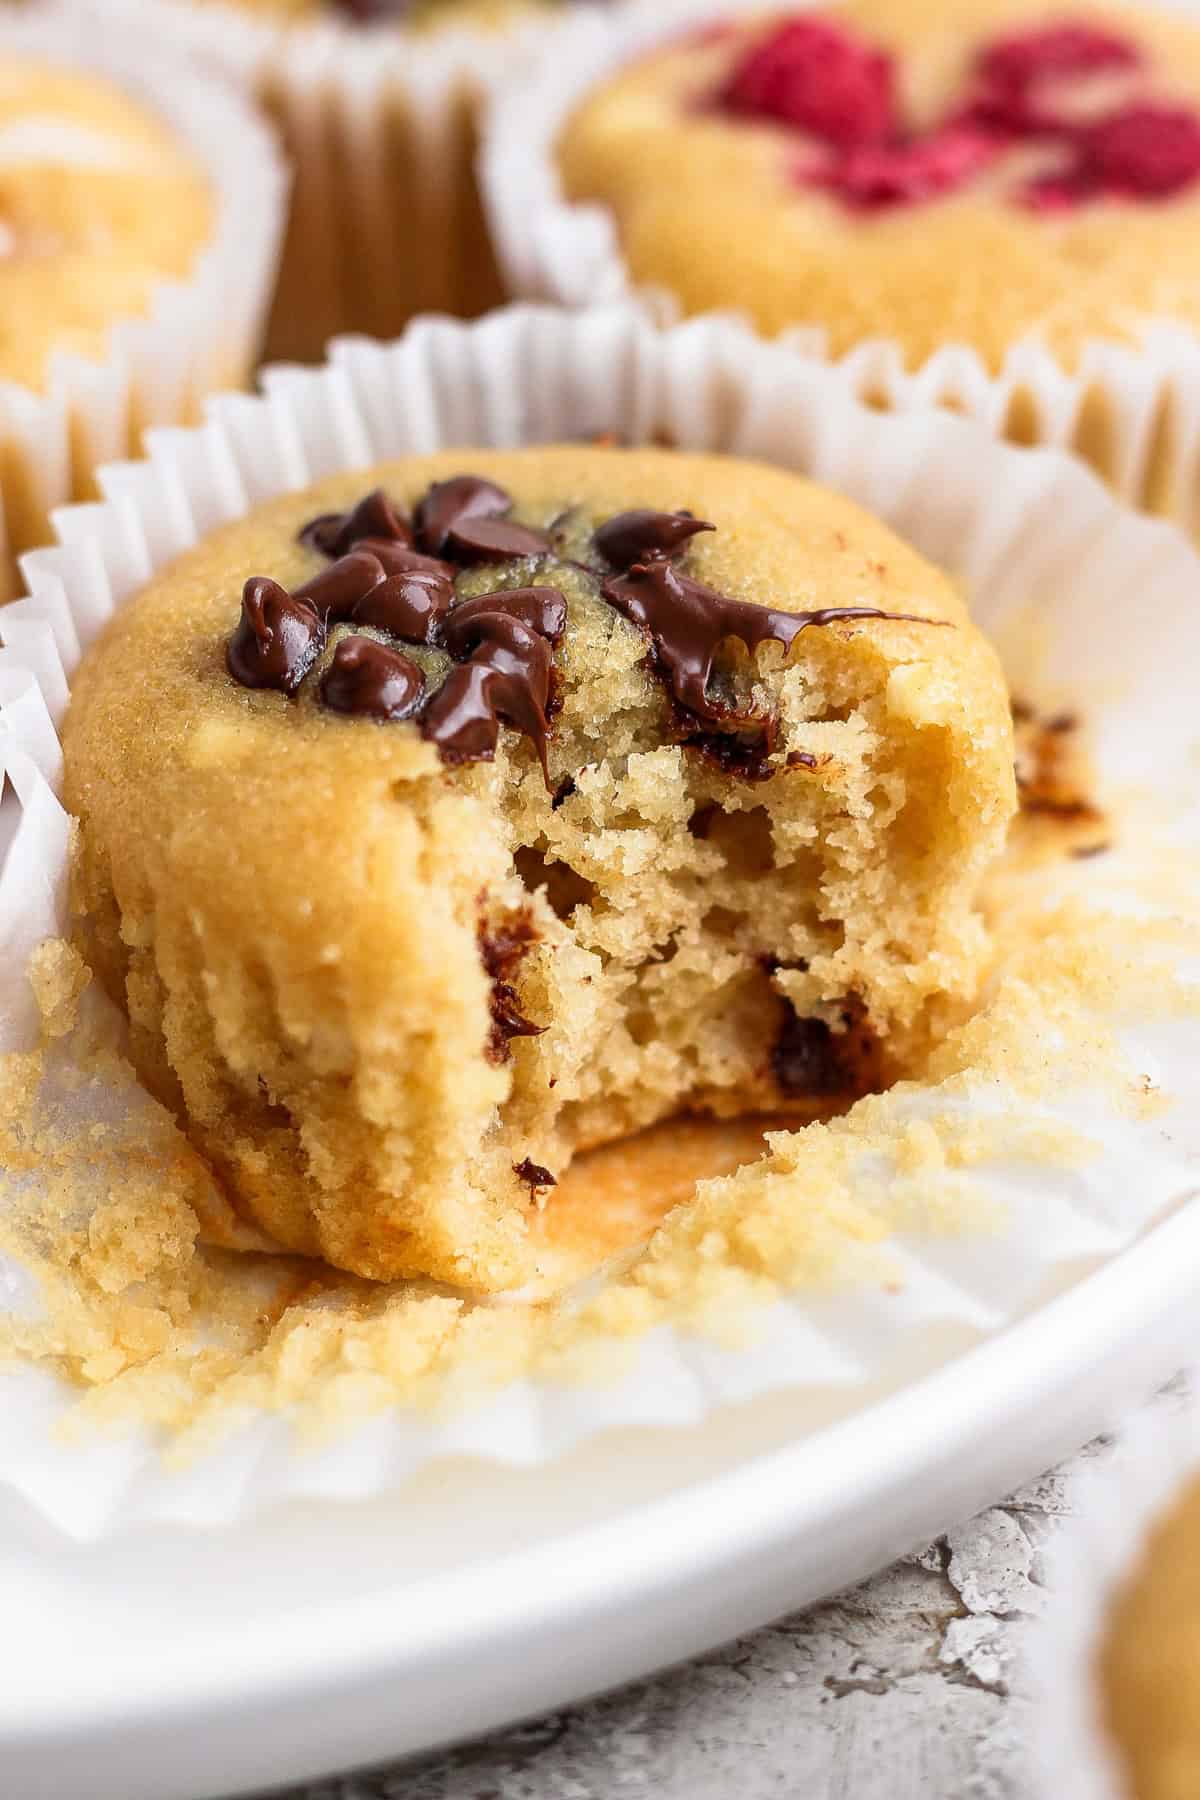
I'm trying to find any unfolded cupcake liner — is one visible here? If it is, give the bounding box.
[62,0,556,366]
[0,302,1198,1538]
[479,0,1200,538]
[1028,1380,1200,1800]
[0,9,287,604]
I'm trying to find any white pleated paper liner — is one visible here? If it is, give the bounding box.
[479,0,1200,536]
[60,0,548,364]
[0,9,287,602]
[1029,1381,1200,1800]
[0,304,1199,1539]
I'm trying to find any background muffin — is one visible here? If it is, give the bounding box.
[0,16,284,598]
[486,0,1200,531]
[70,0,607,364]
[1099,1469,1200,1800]
[558,0,1200,367]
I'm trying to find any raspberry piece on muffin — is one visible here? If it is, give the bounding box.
[718,16,896,148]
[1084,102,1200,195]
[64,448,1015,1291]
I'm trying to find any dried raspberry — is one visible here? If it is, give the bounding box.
[1020,166,1100,212]
[959,85,1061,140]
[1083,103,1200,196]
[976,23,1141,93]
[965,22,1142,139]
[720,16,896,149]
[820,124,999,210]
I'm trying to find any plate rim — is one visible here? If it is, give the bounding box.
[3,1196,1199,1800]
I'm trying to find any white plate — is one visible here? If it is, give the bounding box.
[3,309,1200,1798]
[2,1199,1198,1800]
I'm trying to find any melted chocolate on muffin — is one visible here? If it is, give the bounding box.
[226,479,946,786]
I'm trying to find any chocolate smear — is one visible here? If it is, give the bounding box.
[319,636,425,722]
[514,1158,557,1191]
[593,508,714,569]
[603,553,944,727]
[227,576,324,696]
[299,487,413,559]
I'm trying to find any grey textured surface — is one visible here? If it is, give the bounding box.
[262,1431,1124,1800]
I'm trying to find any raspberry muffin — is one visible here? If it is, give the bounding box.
[557,0,1200,371]
[63,446,1016,1290]
[1098,1471,1200,1800]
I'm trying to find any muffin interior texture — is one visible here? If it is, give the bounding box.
[64,448,1016,1291]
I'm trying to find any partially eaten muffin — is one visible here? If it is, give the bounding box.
[63,447,1016,1289]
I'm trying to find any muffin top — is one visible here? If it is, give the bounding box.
[63,444,1014,1287]
[65,443,1008,827]
[1100,1471,1200,1800]
[0,56,212,389]
[558,0,1200,369]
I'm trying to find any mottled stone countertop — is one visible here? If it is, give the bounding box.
[252,1403,1159,1800]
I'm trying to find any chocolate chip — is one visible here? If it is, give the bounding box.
[356,537,456,584]
[293,549,390,622]
[333,0,414,18]
[422,625,554,774]
[299,487,413,559]
[513,1158,557,1191]
[421,588,567,784]
[441,587,567,655]
[771,998,880,1099]
[414,475,511,556]
[480,910,543,1065]
[352,568,455,643]
[318,635,425,722]
[227,577,324,696]
[292,541,455,645]
[444,516,552,564]
[593,509,714,569]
